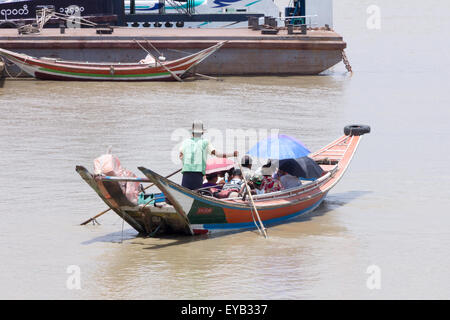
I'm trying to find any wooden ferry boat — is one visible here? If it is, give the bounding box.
[0,41,224,81]
[76,125,370,236]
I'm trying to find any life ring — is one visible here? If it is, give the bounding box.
[344,124,371,136]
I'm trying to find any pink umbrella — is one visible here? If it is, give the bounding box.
[205,158,236,175]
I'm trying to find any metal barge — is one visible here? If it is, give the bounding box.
[0,27,346,76]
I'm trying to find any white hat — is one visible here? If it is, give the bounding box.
[261,161,277,176]
[191,120,206,134]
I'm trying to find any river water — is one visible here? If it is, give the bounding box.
[0,0,449,299]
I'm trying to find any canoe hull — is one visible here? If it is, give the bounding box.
[190,193,328,233]
[77,164,328,235]
[0,42,224,81]
[77,129,368,237]
[139,166,333,234]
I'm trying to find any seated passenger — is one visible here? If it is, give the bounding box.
[197,173,222,197]
[241,155,255,181]
[216,168,244,198]
[260,161,282,193]
[278,169,302,190]
[250,174,265,195]
[222,168,243,190]
[217,169,232,186]
[202,173,221,188]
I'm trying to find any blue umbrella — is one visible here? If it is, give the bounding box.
[246,134,311,160]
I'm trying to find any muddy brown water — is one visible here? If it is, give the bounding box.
[0,0,449,299]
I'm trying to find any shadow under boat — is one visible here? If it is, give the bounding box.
[81,190,372,248]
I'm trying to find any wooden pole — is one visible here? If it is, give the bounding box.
[80,168,182,226]
[145,39,163,58]
[237,161,268,238]
[134,39,183,82]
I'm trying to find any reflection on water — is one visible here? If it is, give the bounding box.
[1,0,450,299]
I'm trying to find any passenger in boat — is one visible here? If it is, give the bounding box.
[179,121,238,190]
[260,161,282,193]
[250,174,265,195]
[202,173,221,189]
[226,168,244,187]
[241,155,255,181]
[199,173,222,196]
[277,169,302,190]
[216,169,232,186]
[217,168,244,198]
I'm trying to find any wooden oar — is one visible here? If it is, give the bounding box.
[133,39,183,82]
[80,168,182,226]
[237,161,268,238]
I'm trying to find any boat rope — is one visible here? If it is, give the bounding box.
[134,39,183,82]
[0,56,23,79]
[149,224,161,238]
[238,162,268,238]
[241,192,262,235]
[341,50,353,74]
[120,212,125,244]
[249,206,263,236]
[144,39,164,58]
[167,48,193,55]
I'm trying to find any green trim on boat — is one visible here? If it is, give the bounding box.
[39,67,170,78]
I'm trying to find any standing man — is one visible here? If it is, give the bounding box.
[179,121,238,190]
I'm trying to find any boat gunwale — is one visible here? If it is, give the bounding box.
[174,172,332,210]
[138,165,336,211]
[137,134,359,211]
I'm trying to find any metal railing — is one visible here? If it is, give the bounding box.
[279,14,318,28]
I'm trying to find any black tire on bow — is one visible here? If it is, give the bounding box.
[344,125,371,136]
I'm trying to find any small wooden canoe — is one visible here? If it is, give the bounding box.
[76,125,370,237]
[0,42,225,81]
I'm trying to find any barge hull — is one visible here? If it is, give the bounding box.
[0,28,346,77]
